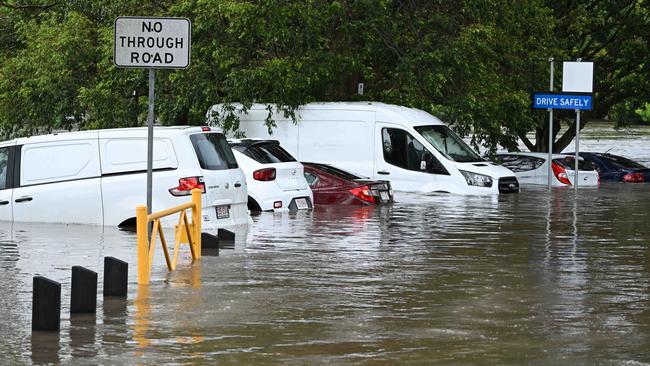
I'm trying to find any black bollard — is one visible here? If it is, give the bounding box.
[103,257,128,297]
[71,266,97,314]
[201,233,220,256]
[32,276,61,331]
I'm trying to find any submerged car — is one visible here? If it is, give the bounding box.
[302,162,393,205]
[566,152,649,183]
[490,152,599,187]
[229,139,313,212]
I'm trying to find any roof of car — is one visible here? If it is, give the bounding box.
[227,138,279,147]
[7,126,222,145]
[494,152,579,160]
[208,102,445,128]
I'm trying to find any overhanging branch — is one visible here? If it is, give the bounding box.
[0,2,59,10]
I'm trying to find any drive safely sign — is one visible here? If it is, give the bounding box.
[532,92,593,110]
[114,17,191,69]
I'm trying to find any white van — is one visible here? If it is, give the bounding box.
[0,126,249,231]
[207,102,518,195]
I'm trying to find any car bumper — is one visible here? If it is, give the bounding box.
[255,188,314,211]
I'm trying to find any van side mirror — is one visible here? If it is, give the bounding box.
[421,153,432,171]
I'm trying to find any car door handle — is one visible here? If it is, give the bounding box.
[15,196,33,203]
[0,200,8,205]
[234,182,242,188]
[377,171,390,175]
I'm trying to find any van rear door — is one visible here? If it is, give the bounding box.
[189,132,247,219]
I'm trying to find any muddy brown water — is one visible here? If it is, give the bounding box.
[1,125,650,365]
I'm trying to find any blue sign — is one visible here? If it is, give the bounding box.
[532,93,592,110]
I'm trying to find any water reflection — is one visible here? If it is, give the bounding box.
[1,183,650,364]
[69,314,97,359]
[31,331,60,364]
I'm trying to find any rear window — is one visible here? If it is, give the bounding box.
[491,155,544,172]
[599,154,646,169]
[190,133,238,170]
[306,163,363,180]
[233,142,296,164]
[553,157,596,171]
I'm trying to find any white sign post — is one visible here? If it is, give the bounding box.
[562,61,594,190]
[114,16,191,216]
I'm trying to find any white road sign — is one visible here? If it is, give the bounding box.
[114,17,191,69]
[562,61,594,93]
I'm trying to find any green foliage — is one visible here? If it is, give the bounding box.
[635,102,650,123]
[0,0,647,153]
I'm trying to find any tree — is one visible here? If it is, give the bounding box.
[521,0,650,152]
[0,0,647,155]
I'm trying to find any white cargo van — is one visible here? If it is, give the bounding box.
[0,126,249,231]
[207,102,518,195]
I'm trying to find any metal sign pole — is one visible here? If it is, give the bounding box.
[575,110,580,190]
[548,57,554,188]
[146,68,155,215]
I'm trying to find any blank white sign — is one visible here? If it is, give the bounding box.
[562,62,594,93]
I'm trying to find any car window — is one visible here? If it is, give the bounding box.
[306,163,362,180]
[0,147,8,190]
[414,125,482,163]
[491,155,544,172]
[553,157,597,171]
[599,154,646,169]
[382,128,448,175]
[304,171,319,187]
[190,133,238,170]
[233,142,296,164]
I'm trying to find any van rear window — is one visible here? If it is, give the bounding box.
[233,142,296,164]
[190,133,238,170]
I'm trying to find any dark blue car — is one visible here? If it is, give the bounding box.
[567,152,649,183]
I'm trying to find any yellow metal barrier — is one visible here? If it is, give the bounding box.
[137,189,202,285]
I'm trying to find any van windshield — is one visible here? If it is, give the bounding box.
[190,133,239,170]
[414,125,482,163]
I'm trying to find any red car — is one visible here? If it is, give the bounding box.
[302,162,393,205]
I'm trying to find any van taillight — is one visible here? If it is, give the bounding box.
[253,168,276,181]
[623,172,645,183]
[551,161,571,185]
[169,177,206,196]
[349,185,375,204]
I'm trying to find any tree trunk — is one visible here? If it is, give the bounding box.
[522,115,587,153]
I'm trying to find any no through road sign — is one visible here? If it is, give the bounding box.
[114,16,191,69]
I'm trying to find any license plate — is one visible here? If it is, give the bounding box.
[380,191,390,201]
[295,198,309,210]
[216,205,230,219]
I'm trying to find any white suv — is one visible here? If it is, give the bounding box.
[229,139,313,212]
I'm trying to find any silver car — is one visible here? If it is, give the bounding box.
[489,152,599,187]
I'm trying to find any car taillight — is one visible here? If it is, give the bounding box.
[551,161,571,185]
[349,185,375,204]
[253,168,276,181]
[623,172,645,183]
[169,176,206,196]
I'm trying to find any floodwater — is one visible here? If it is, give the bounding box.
[1,124,650,365]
